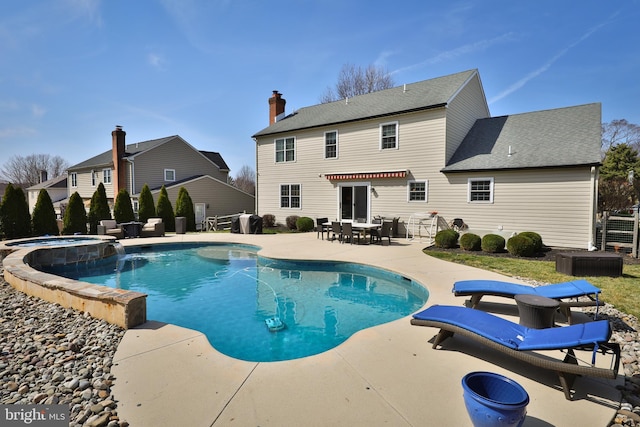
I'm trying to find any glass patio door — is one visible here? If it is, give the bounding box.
[340,184,369,221]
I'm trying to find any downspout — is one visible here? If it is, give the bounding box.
[253,137,259,215]
[588,166,598,250]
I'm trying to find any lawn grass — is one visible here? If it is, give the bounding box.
[423,250,640,319]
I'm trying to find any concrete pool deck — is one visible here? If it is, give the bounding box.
[111,232,622,426]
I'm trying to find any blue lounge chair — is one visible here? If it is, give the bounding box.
[453,279,603,323]
[411,305,620,400]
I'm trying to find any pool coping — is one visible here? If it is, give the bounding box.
[1,236,147,329]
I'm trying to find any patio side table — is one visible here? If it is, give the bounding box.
[514,294,559,329]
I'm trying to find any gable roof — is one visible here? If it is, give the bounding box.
[68,135,229,171]
[27,174,68,191]
[252,69,479,137]
[441,103,602,172]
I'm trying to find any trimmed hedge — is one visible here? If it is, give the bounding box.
[296,216,314,232]
[262,214,276,228]
[507,234,536,257]
[518,231,543,253]
[481,234,505,253]
[286,215,299,230]
[459,233,481,251]
[434,229,459,248]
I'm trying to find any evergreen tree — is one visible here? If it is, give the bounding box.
[175,186,196,231]
[32,189,59,236]
[599,143,640,211]
[87,183,112,234]
[156,185,175,232]
[113,189,135,223]
[0,184,32,239]
[62,192,88,235]
[137,184,156,224]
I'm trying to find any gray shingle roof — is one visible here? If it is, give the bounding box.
[68,135,228,171]
[441,103,602,172]
[252,69,478,137]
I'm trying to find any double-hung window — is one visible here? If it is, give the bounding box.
[280,184,301,208]
[408,180,428,202]
[325,131,338,159]
[70,172,78,188]
[164,169,176,182]
[91,170,96,187]
[380,121,398,149]
[275,137,295,163]
[103,169,112,184]
[468,178,494,203]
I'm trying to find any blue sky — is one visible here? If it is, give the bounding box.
[1,1,639,178]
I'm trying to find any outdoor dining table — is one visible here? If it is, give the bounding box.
[324,221,382,244]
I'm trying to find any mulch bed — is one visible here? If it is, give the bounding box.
[425,246,640,265]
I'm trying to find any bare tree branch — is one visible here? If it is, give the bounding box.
[233,165,256,195]
[0,154,70,186]
[320,63,395,103]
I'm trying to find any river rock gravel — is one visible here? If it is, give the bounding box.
[0,266,128,427]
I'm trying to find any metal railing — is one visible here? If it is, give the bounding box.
[600,210,639,258]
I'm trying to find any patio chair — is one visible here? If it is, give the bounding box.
[410,305,620,400]
[370,221,392,245]
[341,221,360,244]
[97,219,124,239]
[330,221,343,243]
[316,217,329,240]
[452,279,603,324]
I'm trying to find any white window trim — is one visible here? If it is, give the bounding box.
[275,136,296,163]
[164,168,176,182]
[70,172,77,188]
[379,121,399,150]
[407,179,428,202]
[102,168,112,184]
[467,177,494,203]
[324,130,338,159]
[280,183,302,209]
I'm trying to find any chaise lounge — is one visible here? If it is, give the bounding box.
[410,305,620,400]
[452,279,604,324]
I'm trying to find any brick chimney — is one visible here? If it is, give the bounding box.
[269,90,286,125]
[111,125,126,199]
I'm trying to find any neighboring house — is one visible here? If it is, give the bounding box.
[26,173,68,217]
[252,69,602,249]
[66,127,254,223]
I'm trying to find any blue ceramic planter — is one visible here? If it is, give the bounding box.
[462,372,529,427]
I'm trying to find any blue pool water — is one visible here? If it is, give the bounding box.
[43,243,429,362]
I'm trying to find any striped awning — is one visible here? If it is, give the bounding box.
[325,170,407,181]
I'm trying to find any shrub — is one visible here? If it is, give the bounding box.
[286,215,299,230]
[113,189,135,224]
[137,184,156,224]
[156,186,175,232]
[507,234,536,257]
[32,189,59,236]
[0,184,31,239]
[262,214,276,228]
[459,233,481,251]
[87,183,111,234]
[62,192,88,235]
[296,216,314,232]
[434,229,459,248]
[481,234,505,253]
[518,231,543,253]
[175,187,196,232]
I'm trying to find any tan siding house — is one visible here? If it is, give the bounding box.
[67,127,253,222]
[253,69,601,249]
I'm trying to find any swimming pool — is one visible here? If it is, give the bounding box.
[42,243,429,362]
[4,236,105,247]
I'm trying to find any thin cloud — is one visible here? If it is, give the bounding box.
[0,126,38,139]
[147,53,166,69]
[31,104,47,118]
[391,32,516,76]
[489,11,620,104]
